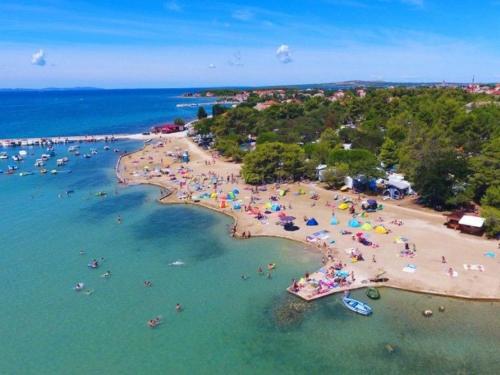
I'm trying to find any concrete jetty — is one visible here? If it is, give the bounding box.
[0,130,188,148]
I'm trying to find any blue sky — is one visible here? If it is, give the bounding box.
[0,0,499,88]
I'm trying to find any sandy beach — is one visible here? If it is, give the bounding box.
[117,134,500,300]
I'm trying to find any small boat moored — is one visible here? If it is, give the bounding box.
[342,292,373,316]
[366,287,380,300]
[74,282,85,291]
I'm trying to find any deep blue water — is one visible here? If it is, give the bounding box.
[0,89,211,138]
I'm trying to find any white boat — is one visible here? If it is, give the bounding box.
[40,154,50,161]
[19,171,34,177]
[74,282,85,291]
[19,150,28,157]
[90,148,98,155]
[342,293,373,316]
[56,158,65,166]
[12,155,23,161]
[34,159,45,167]
[0,152,8,159]
[50,169,58,175]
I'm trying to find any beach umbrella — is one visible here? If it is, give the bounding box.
[280,216,296,223]
[348,219,361,228]
[338,203,349,210]
[361,223,373,231]
[306,218,319,226]
[330,216,339,225]
[375,226,388,234]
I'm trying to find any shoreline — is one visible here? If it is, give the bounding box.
[116,134,500,302]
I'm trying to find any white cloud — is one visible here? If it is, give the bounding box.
[31,49,46,66]
[164,1,181,12]
[276,44,292,64]
[208,63,216,69]
[232,9,254,21]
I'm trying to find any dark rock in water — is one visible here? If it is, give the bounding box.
[273,296,313,329]
[385,344,396,354]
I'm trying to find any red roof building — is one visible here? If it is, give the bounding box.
[151,124,184,134]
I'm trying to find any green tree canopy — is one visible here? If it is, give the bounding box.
[197,106,208,119]
[242,142,305,184]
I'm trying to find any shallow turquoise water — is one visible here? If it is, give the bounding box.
[0,143,499,374]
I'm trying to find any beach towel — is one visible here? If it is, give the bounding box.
[463,264,485,272]
[402,264,416,273]
[484,252,496,258]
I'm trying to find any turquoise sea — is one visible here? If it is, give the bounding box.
[0,91,499,374]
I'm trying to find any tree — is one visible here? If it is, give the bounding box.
[379,138,399,169]
[197,106,208,119]
[215,138,244,162]
[212,104,227,117]
[481,205,500,238]
[401,129,469,208]
[469,136,500,202]
[242,142,305,184]
[322,163,349,189]
[328,149,380,177]
[256,131,279,144]
[319,128,340,148]
[174,117,185,125]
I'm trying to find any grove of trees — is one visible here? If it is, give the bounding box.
[195,87,500,236]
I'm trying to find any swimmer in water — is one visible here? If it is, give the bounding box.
[79,250,85,255]
[102,270,112,278]
[258,266,263,274]
[117,215,122,224]
[176,303,182,312]
[241,274,249,280]
[144,280,152,287]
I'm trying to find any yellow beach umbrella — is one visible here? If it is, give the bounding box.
[375,226,388,234]
[338,202,349,210]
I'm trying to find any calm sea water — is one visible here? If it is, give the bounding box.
[0,89,209,138]
[0,92,499,374]
[0,142,499,374]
